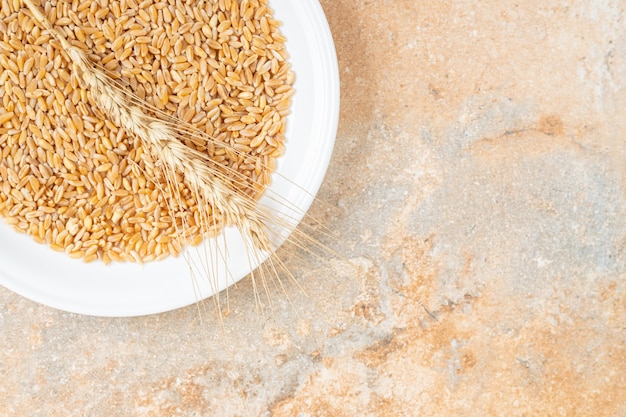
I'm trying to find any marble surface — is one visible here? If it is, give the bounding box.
[1,0,625,415]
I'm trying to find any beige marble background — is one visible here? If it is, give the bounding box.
[2,0,625,415]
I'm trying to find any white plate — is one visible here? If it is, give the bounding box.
[0,0,339,317]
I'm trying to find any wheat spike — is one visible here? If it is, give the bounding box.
[21,0,273,253]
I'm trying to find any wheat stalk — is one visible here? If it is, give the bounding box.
[22,0,273,253]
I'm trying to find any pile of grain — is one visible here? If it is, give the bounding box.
[0,0,293,263]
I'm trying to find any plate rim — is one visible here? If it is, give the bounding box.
[0,0,340,317]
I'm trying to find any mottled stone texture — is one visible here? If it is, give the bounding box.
[1,1,625,416]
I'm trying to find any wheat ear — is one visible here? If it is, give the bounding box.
[22,0,273,252]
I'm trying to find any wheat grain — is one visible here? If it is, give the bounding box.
[0,0,293,262]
